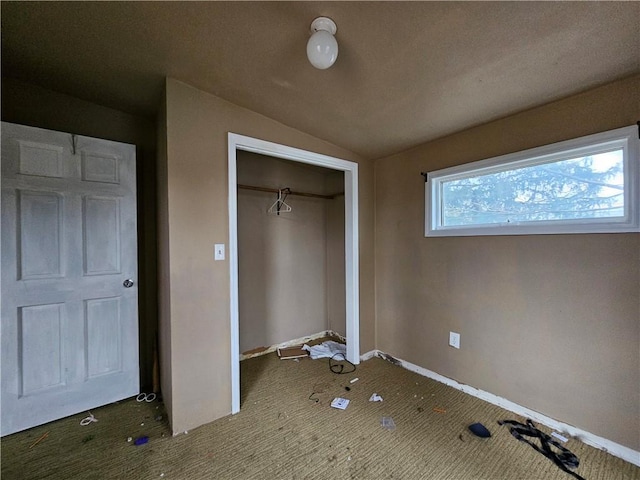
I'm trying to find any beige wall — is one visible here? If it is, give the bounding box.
[237,152,345,352]
[375,75,640,450]
[1,77,159,391]
[159,78,375,434]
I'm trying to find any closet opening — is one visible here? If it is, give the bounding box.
[228,133,360,414]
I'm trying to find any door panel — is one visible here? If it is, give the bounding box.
[19,303,65,395]
[1,122,139,436]
[83,196,121,274]
[19,191,64,279]
[86,296,122,377]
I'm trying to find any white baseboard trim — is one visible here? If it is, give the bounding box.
[363,351,640,467]
[240,331,339,361]
[327,330,347,343]
[360,349,379,362]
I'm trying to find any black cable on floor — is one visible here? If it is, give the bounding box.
[329,352,356,374]
[498,419,585,480]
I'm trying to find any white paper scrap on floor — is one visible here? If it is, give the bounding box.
[302,341,346,359]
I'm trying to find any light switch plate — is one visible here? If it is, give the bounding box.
[449,331,460,349]
[214,243,225,261]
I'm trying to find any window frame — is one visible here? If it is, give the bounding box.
[425,125,640,237]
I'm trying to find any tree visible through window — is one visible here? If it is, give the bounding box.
[425,125,639,236]
[442,150,624,226]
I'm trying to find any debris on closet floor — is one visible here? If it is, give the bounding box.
[277,346,309,360]
[302,340,346,359]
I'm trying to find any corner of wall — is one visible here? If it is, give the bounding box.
[156,81,173,428]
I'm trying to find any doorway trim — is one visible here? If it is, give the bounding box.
[227,133,360,413]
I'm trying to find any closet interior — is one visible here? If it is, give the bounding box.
[236,151,346,356]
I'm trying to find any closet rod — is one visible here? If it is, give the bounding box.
[237,183,343,199]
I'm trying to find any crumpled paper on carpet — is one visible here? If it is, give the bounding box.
[302,340,346,359]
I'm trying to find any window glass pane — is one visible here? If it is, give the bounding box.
[441,149,624,227]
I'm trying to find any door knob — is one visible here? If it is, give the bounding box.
[123,279,134,288]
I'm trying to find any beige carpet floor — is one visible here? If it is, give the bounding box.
[2,353,638,479]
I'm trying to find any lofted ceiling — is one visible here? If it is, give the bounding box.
[2,1,639,159]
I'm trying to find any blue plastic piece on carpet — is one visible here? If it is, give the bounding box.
[134,436,149,446]
[468,423,491,438]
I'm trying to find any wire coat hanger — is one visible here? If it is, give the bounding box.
[268,188,292,215]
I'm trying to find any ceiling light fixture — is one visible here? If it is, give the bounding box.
[306,17,338,70]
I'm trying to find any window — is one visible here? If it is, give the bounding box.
[425,125,639,236]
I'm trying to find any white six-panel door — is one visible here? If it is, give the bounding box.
[1,122,139,435]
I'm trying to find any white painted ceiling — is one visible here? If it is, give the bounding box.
[2,1,638,159]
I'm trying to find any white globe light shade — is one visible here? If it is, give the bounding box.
[307,29,338,69]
